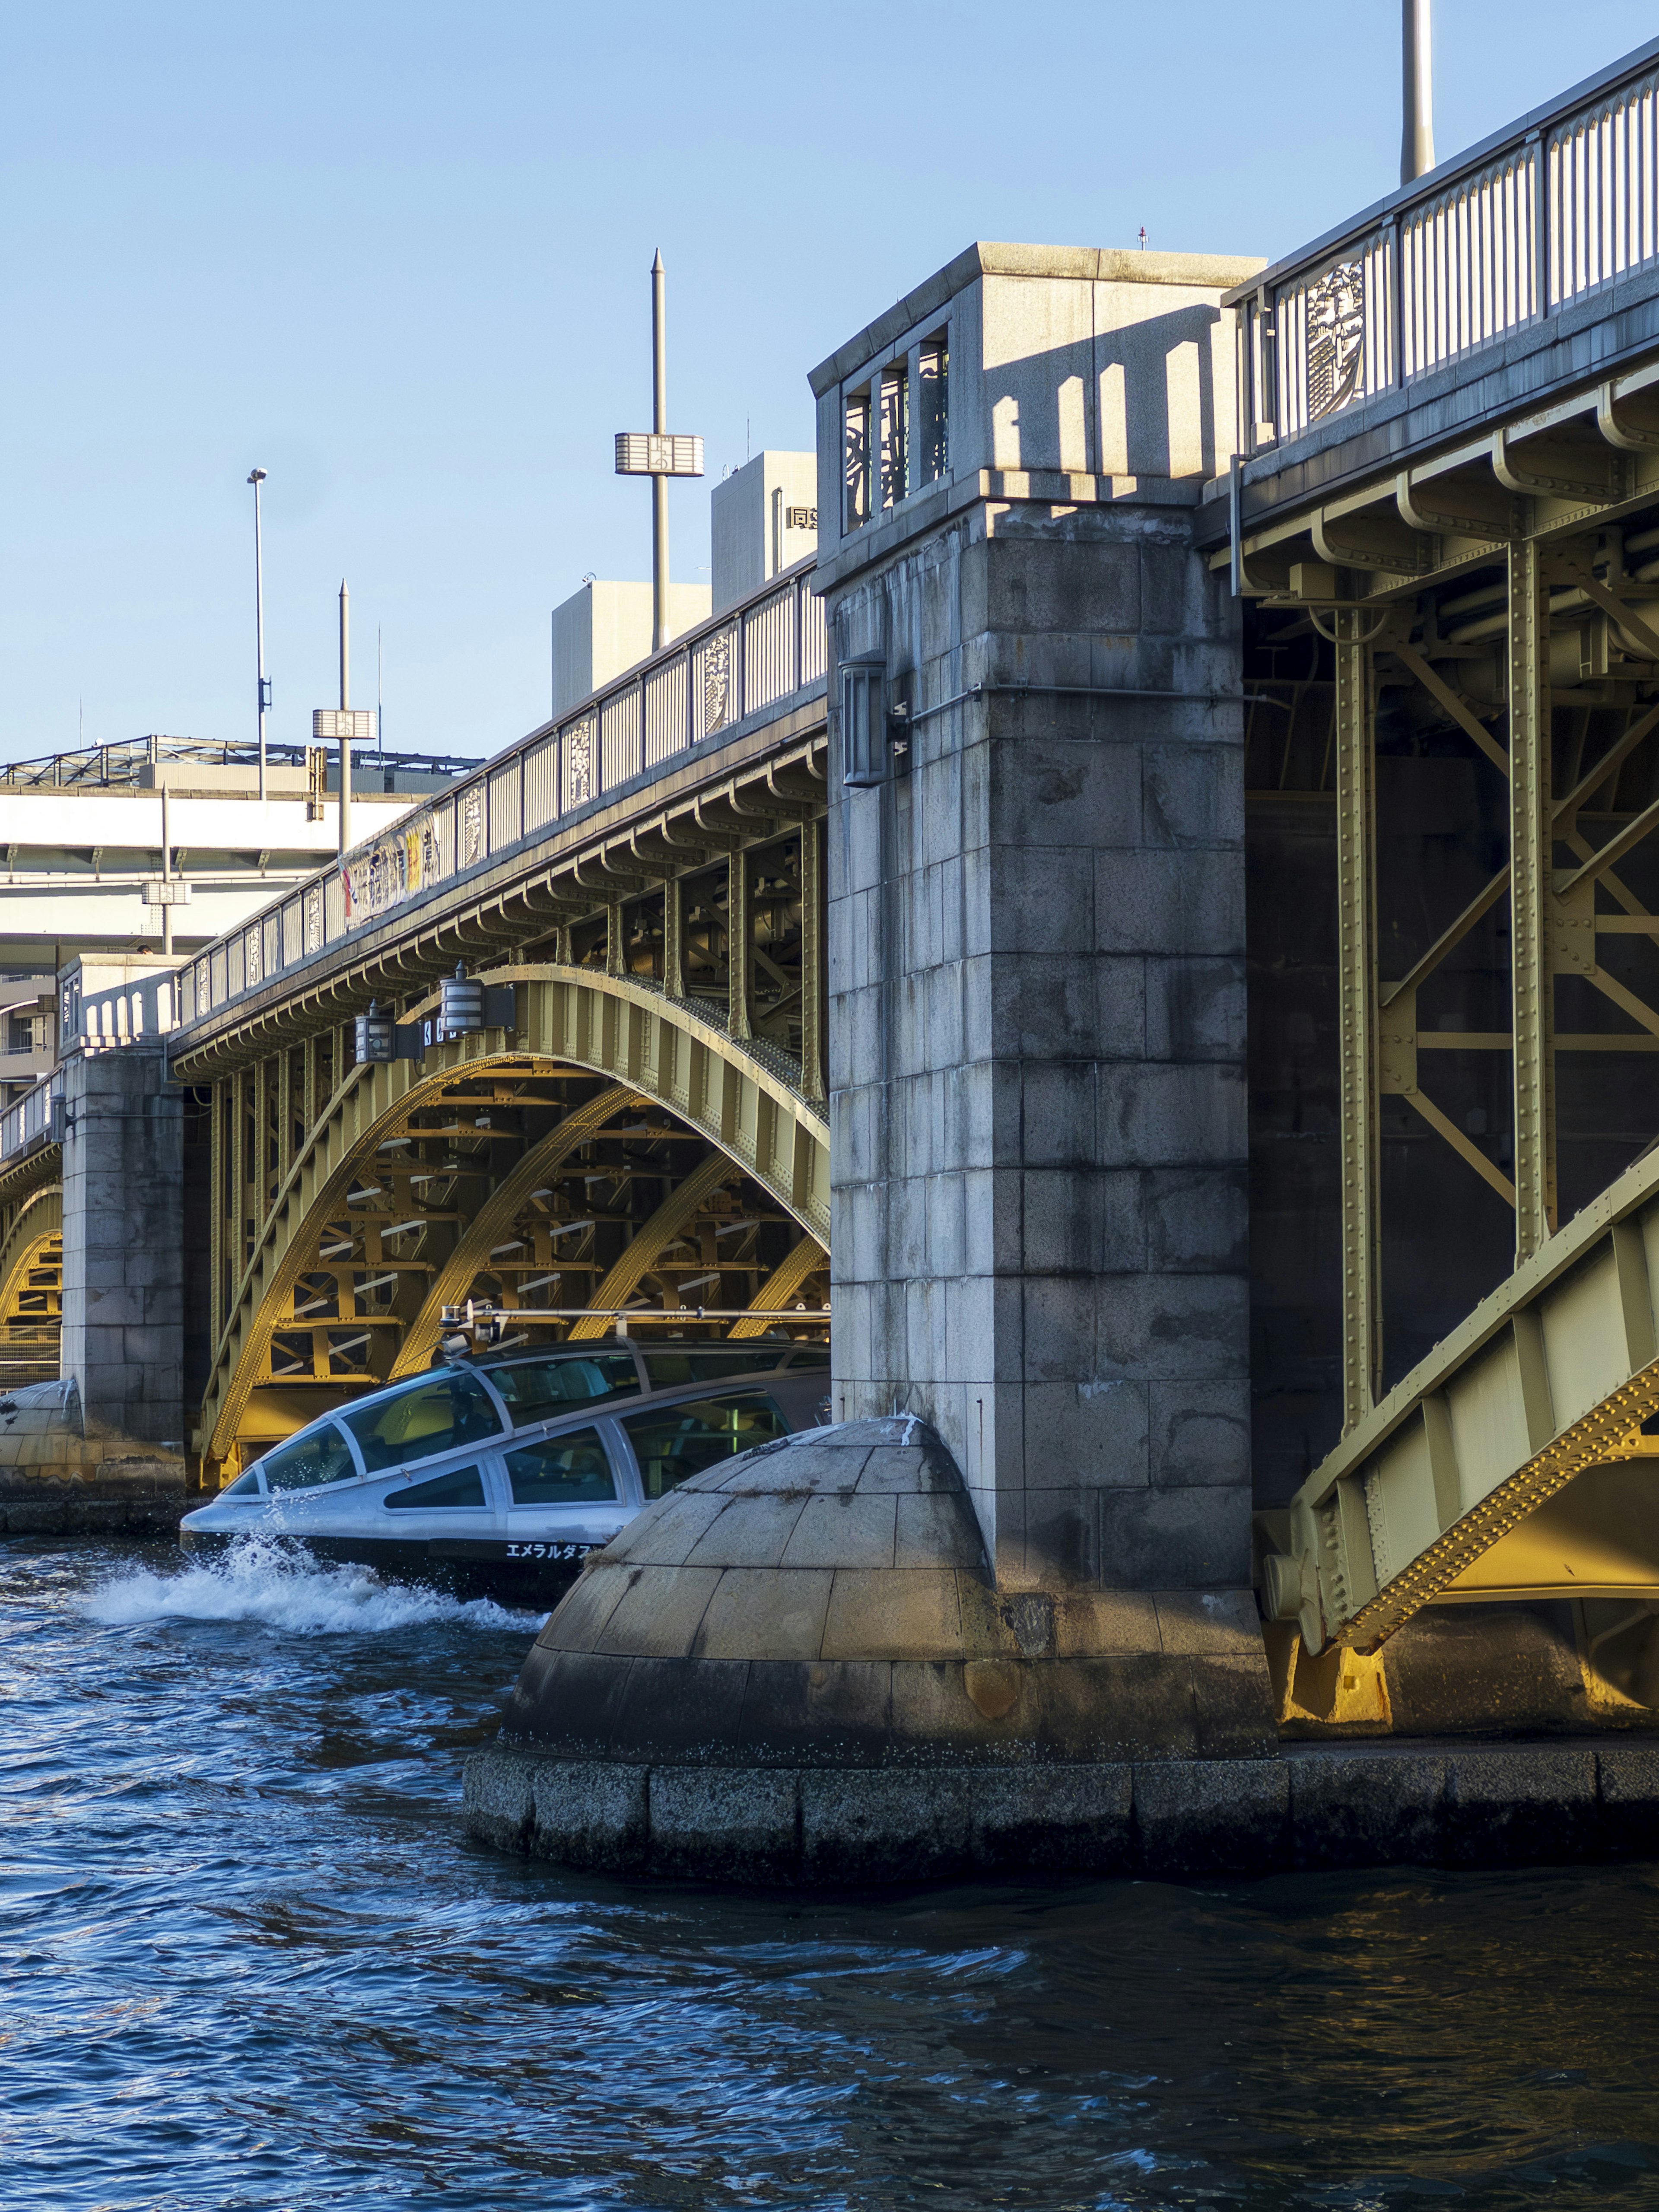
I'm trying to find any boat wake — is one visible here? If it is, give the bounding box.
[80,1538,543,1636]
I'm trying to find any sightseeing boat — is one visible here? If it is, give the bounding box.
[180,1339,832,1605]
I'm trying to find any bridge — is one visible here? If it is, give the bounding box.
[12,34,1659,1866]
[1221,32,1659,1718]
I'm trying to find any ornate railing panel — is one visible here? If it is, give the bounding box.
[172,556,825,1036]
[1233,38,1659,452]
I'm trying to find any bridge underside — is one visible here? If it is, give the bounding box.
[187,970,830,1480]
[1238,358,1659,1701]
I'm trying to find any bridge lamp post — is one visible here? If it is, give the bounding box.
[1402,0,1435,184]
[247,467,270,802]
[614,250,704,653]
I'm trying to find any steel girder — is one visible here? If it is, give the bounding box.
[1237,348,1659,1653]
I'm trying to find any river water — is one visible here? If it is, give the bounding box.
[4,1535,1659,2211]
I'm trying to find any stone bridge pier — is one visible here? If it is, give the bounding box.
[470,244,1308,1877]
[819,245,1256,1615]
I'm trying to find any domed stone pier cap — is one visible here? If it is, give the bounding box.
[498,1417,1273,1770]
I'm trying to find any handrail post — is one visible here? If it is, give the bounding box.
[1527,128,1548,320]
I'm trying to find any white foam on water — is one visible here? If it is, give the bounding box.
[80,1538,543,1637]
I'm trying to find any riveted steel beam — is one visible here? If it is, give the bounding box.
[1334,608,1382,1428]
[1509,538,1557,1260]
[569,1150,734,1341]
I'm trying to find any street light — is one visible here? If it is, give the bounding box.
[247,468,270,801]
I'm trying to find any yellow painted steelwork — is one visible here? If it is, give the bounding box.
[0,1184,62,1376]
[1231,353,1659,1655]
[194,964,829,1479]
[1272,1147,1659,1654]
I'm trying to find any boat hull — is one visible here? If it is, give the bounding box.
[178,1523,591,1610]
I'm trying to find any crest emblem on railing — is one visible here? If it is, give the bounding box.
[704,629,734,734]
[460,785,485,868]
[568,725,594,806]
[1307,260,1366,420]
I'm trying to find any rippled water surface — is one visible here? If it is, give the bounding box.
[6,1535,1659,2209]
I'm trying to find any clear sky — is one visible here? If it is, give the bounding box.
[2,1,1654,771]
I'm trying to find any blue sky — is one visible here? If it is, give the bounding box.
[2,1,1654,770]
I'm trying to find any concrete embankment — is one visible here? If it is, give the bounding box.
[0,1378,188,1536]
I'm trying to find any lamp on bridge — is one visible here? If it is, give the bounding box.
[354,1000,397,1063]
[614,250,704,653]
[438,962,484,1041]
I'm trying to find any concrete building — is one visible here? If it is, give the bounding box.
[711,451,818,611]
[551,580,712,718]
[549,452,817,713]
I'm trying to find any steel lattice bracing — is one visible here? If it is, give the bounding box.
[191,968,829,1479]
[1233,350,1659,1658]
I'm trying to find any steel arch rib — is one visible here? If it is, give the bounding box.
[386,1082,634,1379]
[728,1233,826,1337]
[196,966,830,1468]
[0,1185,62,1328]
[568,1152,734,1341]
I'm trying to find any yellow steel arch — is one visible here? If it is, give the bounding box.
[1275,1144,1659,1655]
[385,1083,634,1378]
[198,964,830,1472]
[570,1152,734,1341]
[0,1185,63,1360]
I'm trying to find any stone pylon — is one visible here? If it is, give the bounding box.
[466,243,1302,1878]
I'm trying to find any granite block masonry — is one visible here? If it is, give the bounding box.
[464,1419,1659,1881]
[467,241,1304,1876]
[60,1042,185,1450]
[810,243,1263,1599]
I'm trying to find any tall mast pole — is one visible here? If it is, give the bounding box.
[1402,0,1435,185]
[160,783,173,957]
[652,249,669,652]
[248,468,268,801]
[338,579,352,857]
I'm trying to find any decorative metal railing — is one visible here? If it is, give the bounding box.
[1233,38,1659,450]
[173,559,826,1031]
[0,1070,62,1164]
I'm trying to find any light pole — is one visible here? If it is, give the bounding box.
[651,250,670,651]
[337,579,352,856]
[1402,0,1435,186]
[248,467,270,800]
[613,251,703,654]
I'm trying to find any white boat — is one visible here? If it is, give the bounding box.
[180,1341,831,1605]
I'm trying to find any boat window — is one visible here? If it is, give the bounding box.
[643,1347,791,1389]
[258,1423,356,1492]
[384,1463,487,1511]
[504,1427,617,1506]
[485,1353,639,1426]
[784,1348,831,1371]
[343,1369,502,1474]
[220,1469,263,1497]
[622,1393,792,1500]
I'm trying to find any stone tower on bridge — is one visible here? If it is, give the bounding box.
[814,244,1262,1604]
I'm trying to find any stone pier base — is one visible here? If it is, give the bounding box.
[0,1378,188,1536]
[464,1737,1659,1884]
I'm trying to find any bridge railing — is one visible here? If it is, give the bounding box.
[1230,36,1659,449]
[174,559,826,1032]
[0,1068,63,1165]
